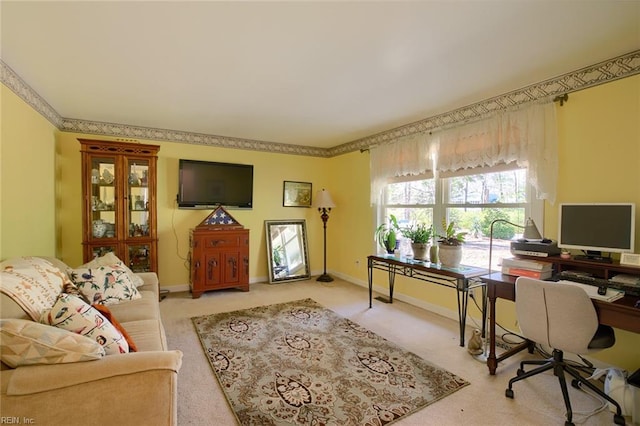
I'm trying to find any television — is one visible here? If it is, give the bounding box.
[178,159,253,209]
[558,203,635,261]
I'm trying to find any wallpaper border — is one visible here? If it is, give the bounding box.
[2,50,638,158]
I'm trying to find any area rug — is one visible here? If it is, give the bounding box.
[192,298,469,425]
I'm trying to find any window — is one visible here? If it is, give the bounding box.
[381,167,541,269]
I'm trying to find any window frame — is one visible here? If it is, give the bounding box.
[377,166,543,266]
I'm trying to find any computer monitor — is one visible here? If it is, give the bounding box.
[558,203,635,261]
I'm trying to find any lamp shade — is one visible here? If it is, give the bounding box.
[314,189,336,208]
[523,218,542,240]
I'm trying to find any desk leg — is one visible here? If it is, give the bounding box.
[368,258,373,308]
[388,267,395,303]
[481,284,488,339]
[456,278,468,347]
[487,293,498,375]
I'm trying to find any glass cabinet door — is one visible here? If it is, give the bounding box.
[126,159,151,238]
[90,156,118,241]
[128,244,152,272]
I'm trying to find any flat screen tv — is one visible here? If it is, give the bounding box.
[558,203,635,261]
[178,159,253,209]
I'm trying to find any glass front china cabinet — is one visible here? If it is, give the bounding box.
[79,139,160,273]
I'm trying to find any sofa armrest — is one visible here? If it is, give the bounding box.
[136,271,160,296]
[4,350,182,396]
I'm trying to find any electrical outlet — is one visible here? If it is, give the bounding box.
[469,290,476,301]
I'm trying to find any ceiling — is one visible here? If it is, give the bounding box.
[1,1,639,149]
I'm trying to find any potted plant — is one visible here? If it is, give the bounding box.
[438,220,467,267]
[375,214,400,254]
[401,223,432,260]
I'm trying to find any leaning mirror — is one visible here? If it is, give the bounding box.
[265,219,310,283]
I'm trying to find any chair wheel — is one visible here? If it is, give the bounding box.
[571,379,581,389]
[564,421,574,426]
[613,414,626,425]
[516,368,525,376]
[505,388,514,398]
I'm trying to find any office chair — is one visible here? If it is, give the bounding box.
[505,277,625,426]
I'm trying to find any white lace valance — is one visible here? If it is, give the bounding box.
[369,132,435,205]
[370,101,558,204]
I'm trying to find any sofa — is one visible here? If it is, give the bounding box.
[0,256,182,425]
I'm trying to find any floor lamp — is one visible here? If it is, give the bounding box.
[473,217,542,362]
[315,188,335,282]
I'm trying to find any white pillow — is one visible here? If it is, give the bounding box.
[0,257,73,320]
[69,264,141,306]
[1,319,105,367]
[41,293,129,355]
[77,252,144,288]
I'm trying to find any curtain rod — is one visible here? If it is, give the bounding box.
[360,95,569,153]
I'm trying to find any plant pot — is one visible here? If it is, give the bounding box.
[411,243,429,260]
[438,243,462,267]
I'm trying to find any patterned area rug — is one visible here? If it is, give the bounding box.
[192,298,469,425]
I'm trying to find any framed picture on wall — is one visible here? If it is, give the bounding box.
[283,181,312,207]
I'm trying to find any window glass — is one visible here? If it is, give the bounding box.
[381,168,531,269]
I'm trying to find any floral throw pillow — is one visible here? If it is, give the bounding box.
[69,264,141,306]
[76,252,144,288]
[41,293,129,355]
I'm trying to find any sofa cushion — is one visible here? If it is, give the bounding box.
[121,320,167,352]
[0,319,105,368]
[106,290,159,323]
[41,294,129,355]
[69,264,141,306]
[76,252,144,288]
[0,257,72,320]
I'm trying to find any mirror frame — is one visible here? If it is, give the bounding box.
[265,219,311,283]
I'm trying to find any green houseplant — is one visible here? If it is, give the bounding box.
[438,220,467,246]
[375,214,400,254]
[401,223,432,260]
[438,220,467,267]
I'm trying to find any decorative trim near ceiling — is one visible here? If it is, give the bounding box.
[2,50,639,157]
[59,118,329,157]
[329,50,640,156]
[0,60,62,128]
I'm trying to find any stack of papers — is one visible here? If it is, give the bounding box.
[556,280,625,302]
[501,257,553,279]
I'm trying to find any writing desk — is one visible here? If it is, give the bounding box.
[482,272,640,375]
[367,255,488,347]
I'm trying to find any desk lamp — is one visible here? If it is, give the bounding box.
[488,217,541,273]
[314,189,336,282]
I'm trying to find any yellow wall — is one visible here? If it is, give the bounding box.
[55,132,334,286]
[0,85,58,259]
[502,75,640,370]
[2,74,639,370]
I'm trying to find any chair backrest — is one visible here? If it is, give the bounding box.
[515,277,598,355]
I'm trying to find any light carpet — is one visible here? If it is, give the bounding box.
[192,298,469,425]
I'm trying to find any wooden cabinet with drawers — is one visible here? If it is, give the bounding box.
[189,207,249,298]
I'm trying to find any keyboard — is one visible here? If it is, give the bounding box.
[558,272,640,297]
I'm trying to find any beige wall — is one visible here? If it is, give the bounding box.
[2,75,639,370]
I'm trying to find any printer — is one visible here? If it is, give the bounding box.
[510,239,561,257]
